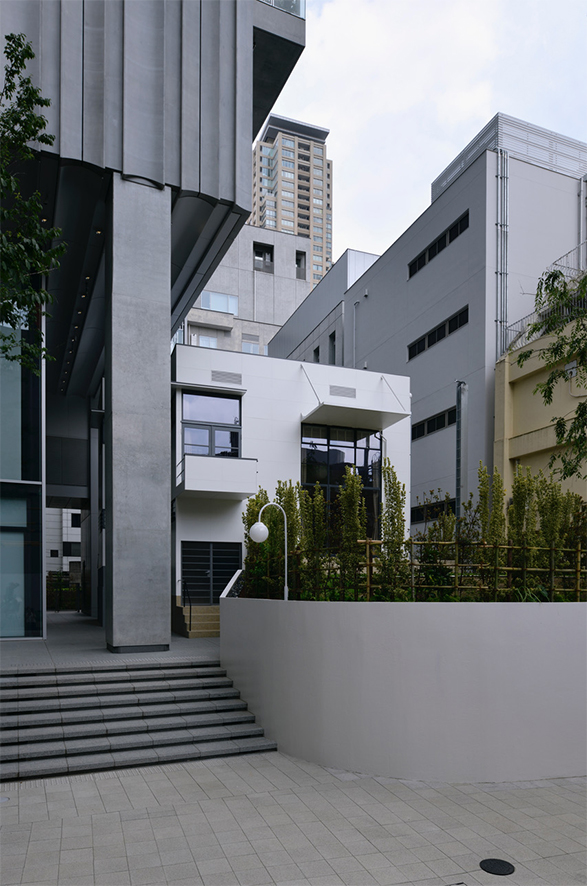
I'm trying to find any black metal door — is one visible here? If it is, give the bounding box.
[181,542,241,605]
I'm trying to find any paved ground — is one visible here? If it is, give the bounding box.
[1,614,586,886]
[1,754,585,886]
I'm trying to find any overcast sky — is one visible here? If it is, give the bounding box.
[269,0,587,263]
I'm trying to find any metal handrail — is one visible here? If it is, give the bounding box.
[182,579,194,632]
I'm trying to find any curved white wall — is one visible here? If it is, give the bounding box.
[220,600,586,783]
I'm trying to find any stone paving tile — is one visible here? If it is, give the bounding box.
[1,753,585,885]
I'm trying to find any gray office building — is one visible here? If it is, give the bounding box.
[270,114,587,521]
[0,0,305,648]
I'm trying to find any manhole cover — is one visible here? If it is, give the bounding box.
[480,858,515,876]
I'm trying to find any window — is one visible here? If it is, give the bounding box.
[328,332,336,365]
[282,171,294,179]
[282,219,294,228]
[182,393,240,458]
[282,137,295,147]
[314,225,323,233]
[314,146,323,156]
[254,243,274,274]
[282,210,294,218]
[282,199,294,208]
[265,219,276,227]
[299,142,310,151]
[301,425,382,538]
[313,245,323,253]
[283,159,294,169]
[313,264,322,272]
[408,306,468,360]
[313,198,323,205]
[282,149,295,158]
[313,347,320,363]
[71,513,81,528]
[314,158,323,167]
[50,549,59,558]
[296,251,307,280]
[411,407,457,441]
[409,211,469,278]
[264,209,276,218]
[63,541,81,557]
[313,235,323,243]
[411,498,456,525]
[282,190,294,199]
[313,188,323,196]
[298,153,310,162]
[198,335,217,349]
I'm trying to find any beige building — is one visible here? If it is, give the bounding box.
[251,114,333,283]
[495,320,587,499]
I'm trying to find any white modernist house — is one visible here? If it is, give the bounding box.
[270,114,587,523]
[171,345,410,603]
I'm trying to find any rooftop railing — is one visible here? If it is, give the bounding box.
[257,0,306,19]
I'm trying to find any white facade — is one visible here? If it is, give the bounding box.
[270,115,587,521]
[171,345,410,600]
[183,225,312,358]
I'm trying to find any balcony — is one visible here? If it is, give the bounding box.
[257,0,306,19]
[176,454,258,500]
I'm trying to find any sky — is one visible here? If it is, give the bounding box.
[270,0,587,263]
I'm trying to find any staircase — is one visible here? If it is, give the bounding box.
[0,659,275,781]
[172,604,220,638]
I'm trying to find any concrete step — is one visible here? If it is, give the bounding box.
[0,674,231,701]
[0,736,278,781]
[0,658,275,780]
[2,722,266,761]
[1,684,240,715]
[0,710,255,745]
[0,665,226,691]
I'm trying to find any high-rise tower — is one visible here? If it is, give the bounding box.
[252,114,333,283]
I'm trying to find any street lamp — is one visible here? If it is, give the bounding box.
[249,502,289,600]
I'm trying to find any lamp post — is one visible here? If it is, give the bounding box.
[249,502,289,600]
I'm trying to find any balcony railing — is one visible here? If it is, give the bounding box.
[257,0,306,19]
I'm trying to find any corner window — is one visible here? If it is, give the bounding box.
[183,393,241,458]
[254,243,274,274]
[301,425,382,538]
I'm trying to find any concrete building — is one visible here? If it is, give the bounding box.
[181,224,313,357]
[251,114,333,283]
[270,114,587,523]
[0,0,305,646]
[45,508,81,577]
[171,344,411,612]
[495,251,587,498]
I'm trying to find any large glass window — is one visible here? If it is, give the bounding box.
[1,483,42,637]
[183,394,240,458]
[301,425,382,538]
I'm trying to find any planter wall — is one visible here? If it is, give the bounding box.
[220,600,586,782]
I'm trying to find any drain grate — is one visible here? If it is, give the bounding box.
[480,858,515,876]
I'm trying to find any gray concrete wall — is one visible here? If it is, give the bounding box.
[221,599,587,783]
[105,176,171,652]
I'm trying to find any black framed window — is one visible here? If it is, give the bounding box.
[301,424,382,538]
[408,306,468,361]
[408,211,469,278]
[412,407,456,441]
[182,393,241,458]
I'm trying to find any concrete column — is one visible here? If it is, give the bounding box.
[105,174,171,652]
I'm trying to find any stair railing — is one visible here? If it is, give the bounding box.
[182,579,194,632]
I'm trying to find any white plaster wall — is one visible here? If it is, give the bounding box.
[220,599,587,783]
[173,348,411,583]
